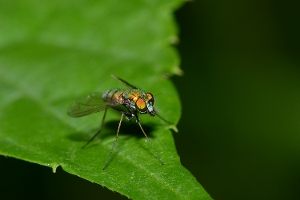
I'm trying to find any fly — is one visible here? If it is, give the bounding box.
[67,74,165,170]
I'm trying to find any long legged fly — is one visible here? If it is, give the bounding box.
[67,75,165,170]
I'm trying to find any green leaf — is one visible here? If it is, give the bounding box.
[0,0,211,199]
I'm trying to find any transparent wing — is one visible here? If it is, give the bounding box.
[111,74,137,89]
[67,92,114,118]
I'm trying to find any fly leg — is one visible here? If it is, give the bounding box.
[135,115,164,165]
[81,106,109,149]
[103,113,124,170]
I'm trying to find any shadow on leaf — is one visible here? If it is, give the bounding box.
[67,119,158,145]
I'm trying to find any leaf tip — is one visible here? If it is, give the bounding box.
[50,163,59,173]
[168,124,178,133]
[173,67,184,76]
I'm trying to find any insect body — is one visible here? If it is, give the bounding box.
[67,75,164,170]
[102,88,156,117]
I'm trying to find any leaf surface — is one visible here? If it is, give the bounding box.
[0,0,211,199]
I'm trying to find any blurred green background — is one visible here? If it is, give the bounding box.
[1,1,300,199]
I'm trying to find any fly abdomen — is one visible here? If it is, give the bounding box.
[102,88,124,105]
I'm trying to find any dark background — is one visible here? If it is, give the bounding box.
[173,0,300,199]
[1,1,300,199]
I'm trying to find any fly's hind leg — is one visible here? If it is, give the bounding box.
[81,106,109,149]
[103,112,124,170]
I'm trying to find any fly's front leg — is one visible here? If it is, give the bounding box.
[135,114,164,165]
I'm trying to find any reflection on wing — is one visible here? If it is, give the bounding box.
[67,92,111,118]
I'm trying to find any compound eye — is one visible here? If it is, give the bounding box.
[146,93,155,105]
[136,98,147,111]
